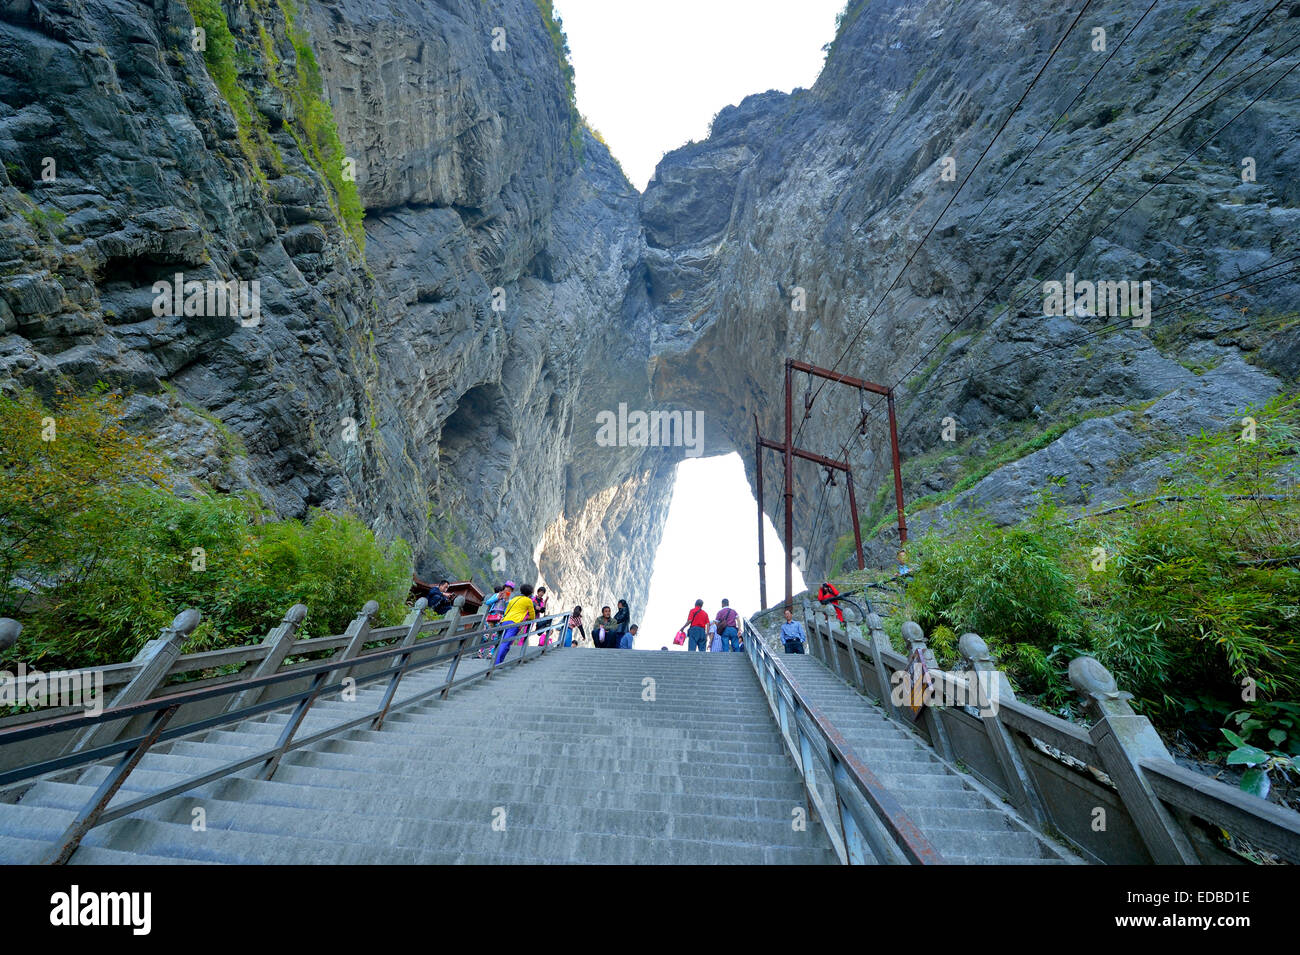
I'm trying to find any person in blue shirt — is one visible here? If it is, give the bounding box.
[780,608,806,654]
[427,580,454,614]
[619,624,637,649]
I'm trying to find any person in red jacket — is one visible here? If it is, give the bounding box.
[682,600,709,652]
[818,581,844,624]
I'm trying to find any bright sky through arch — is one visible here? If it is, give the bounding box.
[637,454,806,651]
[552,0,847,190]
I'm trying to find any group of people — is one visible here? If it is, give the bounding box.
[478,581,557,665]
[679,599,743,652]
[567,600,637,649]
[479,584,639,660]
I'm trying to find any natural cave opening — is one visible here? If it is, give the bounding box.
[438,382,515,507]
[638,452,805,650]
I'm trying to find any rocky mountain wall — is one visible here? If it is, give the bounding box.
[1,0,1296,618]
[643,0,1300,577]
[0,0,680,614]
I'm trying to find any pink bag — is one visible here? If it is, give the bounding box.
[673,629,687,646]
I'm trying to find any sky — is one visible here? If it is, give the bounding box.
[635,454,806,650]
[552,0,847,190]
[543,3,837,643]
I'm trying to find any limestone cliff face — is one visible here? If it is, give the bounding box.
[643,0,1300,577]
[1,0,1297,617]
[0,0,669,612]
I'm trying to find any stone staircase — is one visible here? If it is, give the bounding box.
[778,653,1079,864]
[0,650,837,864]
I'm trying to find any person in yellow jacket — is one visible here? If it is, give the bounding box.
[493,583,537,666]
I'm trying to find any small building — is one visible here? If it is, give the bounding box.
[410,576,485,614]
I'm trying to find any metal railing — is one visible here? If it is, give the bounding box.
[0,603,568,864]
[741,617,943,864]
[798,601,1300,866]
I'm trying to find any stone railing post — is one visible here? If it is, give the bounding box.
[810,598,846,679]
[864,611,901,719]
[0,618,19,654]
[439,596,470,697]
[1069,656,1198,864]
[326,601,380,693]
[959,632,1048,825]
[370,598,429,729]
[0,619,19,713]
[843,619,867,693]
[226,603,309,714]
[76,608,201,752]
[799,598,823,663]
[903,621,953,760]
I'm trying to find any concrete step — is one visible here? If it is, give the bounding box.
[53,746,809,807]
[780,650,1074,863]
[25,779,819,850]
[0,832,219,865]
[923,826,1055,859]
[0,643,849,864]
[280,744,805,783]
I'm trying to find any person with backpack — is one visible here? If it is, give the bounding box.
[619,624,637,649]
[593,606,617,648]
[482,583,505,619]
[818,580,845,624]
[532,586,549,645]
[493,583,536,666]
[565,606,586,647]
[780,607,807,654]
[476,582,512,658]
[714,598,740,652]
[708,621,722,652]
[682,600,709,652]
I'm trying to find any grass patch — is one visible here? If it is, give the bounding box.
[185,0,282,184]
[273,0,365,248]
[20,206,66,239]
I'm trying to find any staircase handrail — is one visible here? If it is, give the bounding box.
[0,601,569,864]
[741,616,943,865]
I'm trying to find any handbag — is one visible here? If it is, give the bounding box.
[673,629,687,646]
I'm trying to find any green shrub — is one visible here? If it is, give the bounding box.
[1,391,412,670]
[902,393,1300,734]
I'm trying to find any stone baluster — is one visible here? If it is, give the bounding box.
[902,621,953,760]
[1068,656,1198,863]
[439,596,469,698]
[799,597,821,662]
[0,618,18,653]
[326,601,380,693]
[958,632,1048,825]
[227,603,309,714]
[842,619,867,693]
[864,611,901,719]
[76,608,201,751]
